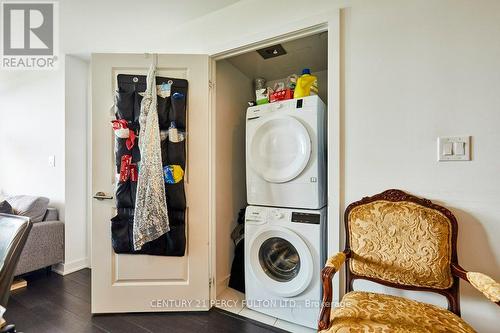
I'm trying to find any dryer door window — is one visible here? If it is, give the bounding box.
[249,116,311,183]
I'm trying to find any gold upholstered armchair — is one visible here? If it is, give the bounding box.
[318,189,500,332]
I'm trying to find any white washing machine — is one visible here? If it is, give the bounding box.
[246,95,326,209]
[244,205,327,329]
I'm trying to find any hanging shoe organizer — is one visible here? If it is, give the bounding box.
[110,74,188,256]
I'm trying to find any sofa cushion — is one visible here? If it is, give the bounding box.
[43,207,59,221]
[7,195,49,223]
[0,200,13,214]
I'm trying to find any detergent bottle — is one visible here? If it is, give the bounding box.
[293,68,318,98]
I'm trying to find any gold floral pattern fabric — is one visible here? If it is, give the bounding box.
[466,272,500,302]
[326,252,347,271]
[348,200,453,289]
[321,291,475,333]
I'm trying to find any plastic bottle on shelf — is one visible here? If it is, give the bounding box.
[293,68,318,99]
[254,78,268,105]
[287,74,298,90]
[168,121,179,143]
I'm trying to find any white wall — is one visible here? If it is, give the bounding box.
[215,60,253,295]
[61,55,90,273]
[343,1,500,331]
[0,55,90,275]
[59,0,241,54]
[0,0,239,274]
[59,0,348,55]
[2,0,498,329]
[178,1,500,330]
[0,66,65,213]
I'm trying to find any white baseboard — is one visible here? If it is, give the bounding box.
[52,257,89,276]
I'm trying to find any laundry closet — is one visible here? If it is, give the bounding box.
[213,31,329,329]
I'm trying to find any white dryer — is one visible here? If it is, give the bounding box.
[246,95,326,209]
[244,205,327,329]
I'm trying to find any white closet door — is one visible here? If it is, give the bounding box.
[91,53,210,313]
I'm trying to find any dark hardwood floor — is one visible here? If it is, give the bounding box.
[5,269,286,333]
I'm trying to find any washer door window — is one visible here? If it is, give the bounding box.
[249,227,314,297]
[259,237,300,282]
[249,116,311,183]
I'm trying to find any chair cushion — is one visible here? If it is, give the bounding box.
[6,195,49,223]
[321,291,475,333]
[348,200,453,289]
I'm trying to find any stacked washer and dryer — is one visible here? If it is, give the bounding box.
[244,95,327,329]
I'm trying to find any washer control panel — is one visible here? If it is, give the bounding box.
[291,212,320,224]
[245,206,268,224]
[246,206,324,225]
[270,209,287,220]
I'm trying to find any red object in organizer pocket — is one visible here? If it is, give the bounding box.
[129,164,138,182]
[119,155,132,182]
[269,89,294,103]
[119,155,138,182]
[112,119,136,150]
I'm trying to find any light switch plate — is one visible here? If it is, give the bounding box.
[437,136,471,161]
[48,155,56,167]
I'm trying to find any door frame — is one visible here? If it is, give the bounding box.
[207,10,342,302]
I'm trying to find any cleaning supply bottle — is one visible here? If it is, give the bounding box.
[254,78,268,105]
[168,121,179,143]
[293,68,318,98]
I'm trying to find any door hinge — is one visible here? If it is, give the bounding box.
[209,276,214,288]
[209,80,216,89]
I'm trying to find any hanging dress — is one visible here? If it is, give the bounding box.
[133,62,170,250]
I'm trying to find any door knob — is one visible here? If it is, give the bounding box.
[93,192,113,200]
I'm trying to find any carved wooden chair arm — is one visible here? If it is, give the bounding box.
[452,263,500,305]
[318,250,350,331]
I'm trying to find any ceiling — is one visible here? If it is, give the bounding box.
[226,32,328,81]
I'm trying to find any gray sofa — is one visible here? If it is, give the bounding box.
[14,208,64,276]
